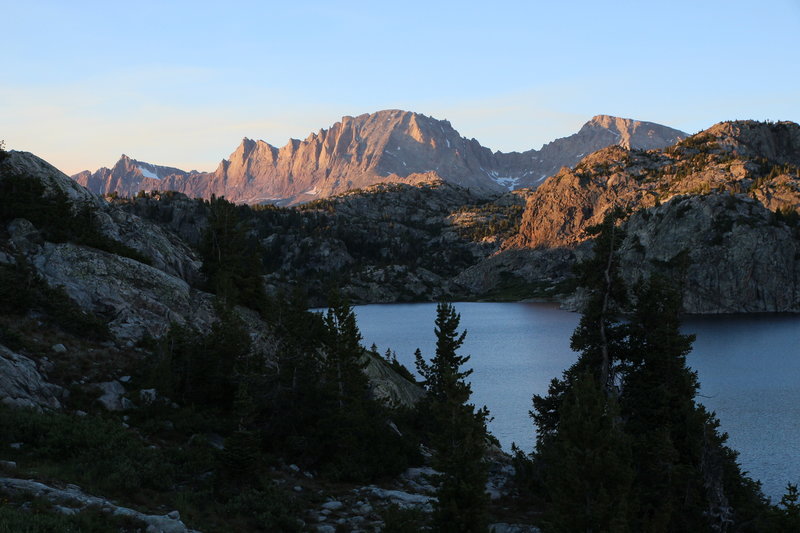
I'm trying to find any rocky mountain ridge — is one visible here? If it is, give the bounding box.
[507,120,800,249]
[460,119,800,313]
[73,110,686,205]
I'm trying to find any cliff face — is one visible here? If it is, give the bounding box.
[619,194,800,313]
[71,110,685,205]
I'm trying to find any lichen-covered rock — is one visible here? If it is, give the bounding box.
[29,242,216,342]
[0,344,66,410]
[363,354,424,407]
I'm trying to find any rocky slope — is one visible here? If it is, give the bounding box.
[73,110,685,205]
[480,120,800,312]
[1,150,422,402]
[508,120,800,249]
[115,178,527,306]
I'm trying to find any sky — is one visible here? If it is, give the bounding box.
[2,0,799,175]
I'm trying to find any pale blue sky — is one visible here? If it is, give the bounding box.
[2,0,798,174]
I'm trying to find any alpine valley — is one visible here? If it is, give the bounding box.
[1,111,799,532]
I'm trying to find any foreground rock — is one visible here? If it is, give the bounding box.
[28,241,216,342]
[0,344,66,410]
[0,477,196,533]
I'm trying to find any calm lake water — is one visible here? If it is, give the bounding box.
[352,302,800,502]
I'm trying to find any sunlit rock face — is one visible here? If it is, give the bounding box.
[71,110,685,205]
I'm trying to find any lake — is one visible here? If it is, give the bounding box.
[352,302,800,502]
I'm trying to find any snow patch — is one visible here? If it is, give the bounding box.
[487,170,520,191]
[137,166,161,180]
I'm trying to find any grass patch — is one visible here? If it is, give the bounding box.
[480,273,577,302]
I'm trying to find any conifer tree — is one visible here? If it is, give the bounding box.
[532,208,628,447]
[322,292,369,409]
[541,372,633,532]
[200,195,268,315]
[416,303,489,532]
[529,210,771,531]
[620,276,708,530]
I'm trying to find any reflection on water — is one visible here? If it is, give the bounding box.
[353,302,800,501]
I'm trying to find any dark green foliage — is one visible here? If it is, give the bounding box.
[540,372,634,532]
[0,172,151,264]
[620,277,712,531]
[291,294,420,481]
[322,292,369,408]
[380,504,431,532]
[0,403,302,532]
[219,484,302,532]
[0,261,108,339]
[0,140,7,162]
[528,212,771,532]
[199,195,269,314]
[0,405,177,496]
[0,504,142,533]
[769,484,800,532]
[153,307,251,410]
[531,209,629,447]
[416,303,490,532]
[218,292,423,483]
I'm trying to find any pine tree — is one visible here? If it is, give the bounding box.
[620,276,709,531]
[322,292,369,409]
[531,208,628,448]
[529,210,771,531]
[416,303,489,532]
[200,195,268,315]
[541,371,634,532]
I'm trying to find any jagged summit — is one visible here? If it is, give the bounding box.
[72,109,686,205]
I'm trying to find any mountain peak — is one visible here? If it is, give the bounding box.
[577,114,687,150]
[72,110,687,204]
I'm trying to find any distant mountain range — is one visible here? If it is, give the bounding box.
[72,110,687,205]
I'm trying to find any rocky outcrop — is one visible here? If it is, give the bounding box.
[0,477,196,533]
[0,344,66,410]
[508,120,800,249]
[363,354,424,407]
[71,110,685,205]
[452,247,585,299]
[478,120,800,312]
[619,194,800,313]
[3,151,203,285]
[27,241,216,343]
